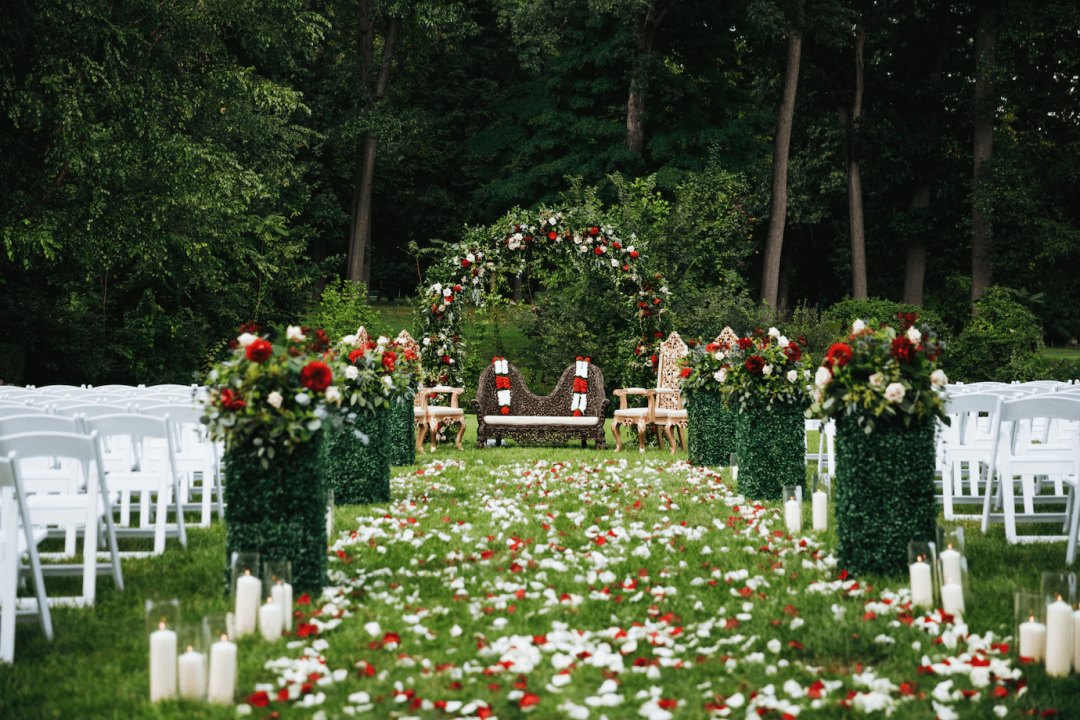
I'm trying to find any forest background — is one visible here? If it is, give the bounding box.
[1,0,1078,393]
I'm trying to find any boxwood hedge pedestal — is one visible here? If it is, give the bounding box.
[734,404,805,501]
[687,391,735,467]
[324,405,392,505]
[388,393,416,466]
[834,415,937,576]
[224,437,328,593]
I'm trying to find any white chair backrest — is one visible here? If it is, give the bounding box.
[0,406,47,419]
[52,404,131,418]
[38,385,87,394]
[0,414,81,436]
[998,396,1080,426]
[83,414,171,441]
[655,332,689,411]
[0,431,102,464]
[136,404,201,425]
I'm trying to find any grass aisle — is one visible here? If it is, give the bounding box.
[2,429,1079,719]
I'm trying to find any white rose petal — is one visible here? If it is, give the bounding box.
[787,370,797,383]
[931,369,948,387]
[286,326,306,342]
[884,382,906,404]
[267,391,283,409]
[814,366,833,389]
[907,326,922,343]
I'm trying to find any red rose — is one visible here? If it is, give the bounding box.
[573,409,582,417]
[826,343,853,367]
[737,337,754,350]
[441,355,451,364]
[445,294,454,303]
[593,247,603,255]
[680,367,692,378]
[589,227,600,236]
[784,344,802,363]
[638,301,648,308]
[348,348,365,363]
[745,356,765,374]
[655,332,664,338]
[653,298,661,305]
[650,354,658,364]
[500,407,510,415]
[461,259,471,268]
[219,388,246,411]
[248,691,270,708]
[629,251,639,258]
[891,336,915,364]
[548,230,558,240]
[245,338,273,363]
[382,350,397,372]
[300,361,333,391]
[622,265,629,271]
[612,242,621,249]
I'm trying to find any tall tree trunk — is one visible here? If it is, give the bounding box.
[846,23,867,299]
[625,2,670,155]
[902,182,931,305]
[971,6,996,307]
[776,246,792,320]
[345,10,401,284]
[760,8,803,311]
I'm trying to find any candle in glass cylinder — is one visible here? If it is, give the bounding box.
[259,597,283,641]
[207,634,237,703]
[1019,615,1047,661]
[149,620,177,701]
[234,570,260,637]
[909,557,933,608]
[784,496,802,533]
[940,544,963,586]
[272,582,293,632]
[812,490,827,530]
[1045,596,1073,677]
[177,645,207,699]
[941,583,965,616]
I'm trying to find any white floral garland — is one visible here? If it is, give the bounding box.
[492,357,511,415]
[571,356,590,416]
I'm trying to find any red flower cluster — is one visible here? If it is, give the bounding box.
[245,338,273,363]
[897,312,919,331]
[238,321,262,334]
[219,388,246,411]
[826,342,853,368]
[300,361,333,392]
[745,356,765,375]
[381,350,397,372]
[680,367,692,378]
[891,336,916,364]
[783,342,802,363]
[573,377,588,392]
[629,250,639,258]
[301,326,330,354]
[737,337,754,351]
[496,375,511,390]
[348,348,365,363]
[548,230,558,240]
[593,246,604,255]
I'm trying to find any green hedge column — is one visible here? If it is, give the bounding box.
[834,416,937,577]
[325,406,392,505]
[687,392,736,467]
[224,436,328,593]
[734,405,805,501]
[388,395,416,467]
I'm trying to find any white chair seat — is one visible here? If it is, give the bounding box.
[483,415,599,426]
[655,409,687,419]
[428,407,463,417]
[613,408,648,417]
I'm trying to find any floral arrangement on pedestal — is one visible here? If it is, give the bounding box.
[335,331,419,413]
[807,314,948,433]
[806,313,949,577]
[203,325,341,462]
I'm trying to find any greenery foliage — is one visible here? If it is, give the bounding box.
[833,416,938,577]
[825,298,951,349]
[224,436,328,592]
[686,391,735,467]
[304,280,379,344]
[388,395,417,466]
[949,286,1045,383]
[734,405,806,501]
[324,407,392,506]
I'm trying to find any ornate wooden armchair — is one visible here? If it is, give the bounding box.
[612,331,689,452]
[394,330,466,452]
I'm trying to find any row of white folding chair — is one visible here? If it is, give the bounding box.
[981,396,1080,563]
[803,419,836,479]
[0,453,53,662]
[939,393,1002,520]
[0,431,124,611]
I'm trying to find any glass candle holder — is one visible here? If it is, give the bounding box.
[203,614,238,704]
[729,453,738,482]
[263,561,294,633]
[1041,572,1077,676]
[1041,572,1077,605]
[326,487,335,539]
[907,541,938,609]
[146,599,180,702]
[782,484,802,533]
[934,524,968,617]
[810,474,829,531]
[177,624,207,701]
[1015,590,1047,661]
[230,552,261,637]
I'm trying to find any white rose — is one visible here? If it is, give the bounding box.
[432,283,443,293]
[438,304,446,311]
[884,382,905,403]
[762,364,773,376]
[577,245,587,253]
[611,259,619,268]
[345,365,359,380]
[787,369,797,383]
[382,376,394,388]
[778,335,790,348]
[267,391,283,408]
[443,288,452,297]
[295,393,311,406]
[907,326,922,343]
[852,319,866,333]
[931,369,948,387]
[626,245,635,253]
[466,253,475,262]
[423,337,431,346]
[286,326,305,342]
[377,335,389,346]
[869,372,884,387]
[237,333,257,348]
[814,366,833,388]
[768,327,781,338]
[715,368,727,383]
[549,216,557,225]
[325,386,342,404]
[715,352,725,361]
[341,334,357,346]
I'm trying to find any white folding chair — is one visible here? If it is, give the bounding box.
[136,404,222,526]
[0,453,53,662]
[0,432,123,606]
[939,393,1001,520]
[0,407,46,419]
[83,414,186,555]
[981,396,1080,553]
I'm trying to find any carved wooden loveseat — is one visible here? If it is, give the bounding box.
[472,361,609,449]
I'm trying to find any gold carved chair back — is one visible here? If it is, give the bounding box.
[655,332,689,411]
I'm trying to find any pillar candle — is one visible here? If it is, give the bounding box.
[939,547,963,586]
[272,582,293,632]
[941,583,965,616]
[1045,599,1073,677]
[731,466,738,483]
[812,491,828,531]
[234,571,260,637]
[326,504,334,538]
[784,497,802,533]
[177,646,207,699]
[1072,608,1080,672]
[909,559,933,608]
[207,636,237,703]
[1019,617,1046,661]
[149,622,177,701]
[259,599,283,642]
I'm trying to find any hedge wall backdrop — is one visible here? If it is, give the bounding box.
[388,395,416,467]
[734,405,806,501]
[686,391,736,467]
[324,406,392,505]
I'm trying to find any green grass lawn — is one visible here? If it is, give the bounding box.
[3,425,1079,719]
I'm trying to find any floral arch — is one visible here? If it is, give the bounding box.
[415,207,674,390]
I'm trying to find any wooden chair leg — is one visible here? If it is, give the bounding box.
[429,420,438,452]
[636,421,647,452]
[613,422,623,452]
[416,424,427,454]
[664,424,677,455]
[678,425,687,451]
[454,421,466,451]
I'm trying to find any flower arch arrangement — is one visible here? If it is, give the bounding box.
[415,207,672,389]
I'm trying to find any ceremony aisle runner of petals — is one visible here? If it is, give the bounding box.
[239,459,1028,719]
